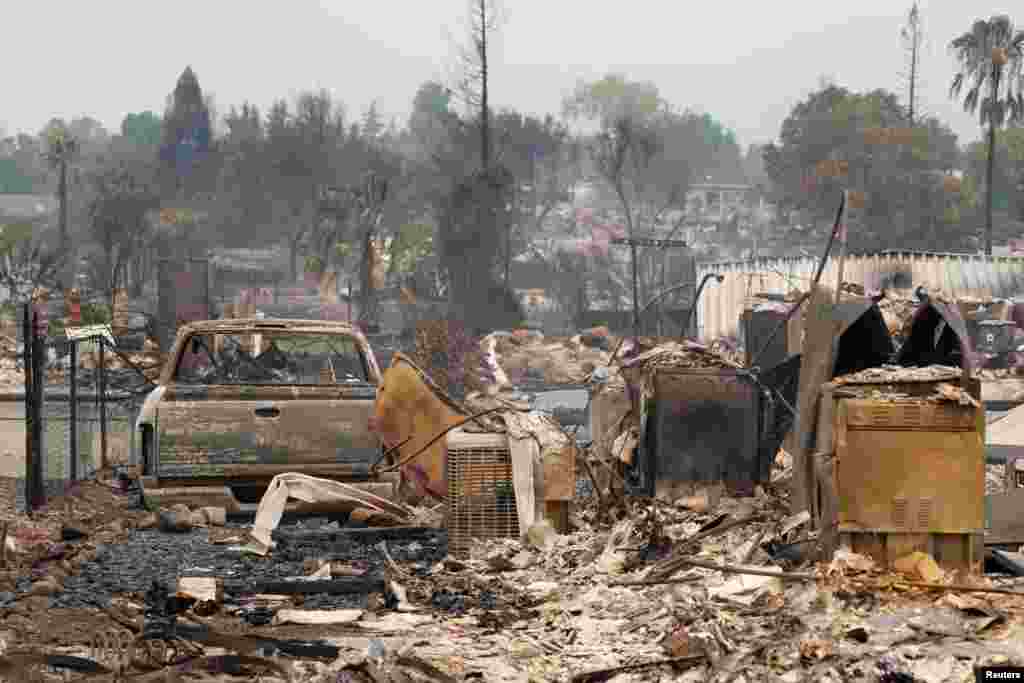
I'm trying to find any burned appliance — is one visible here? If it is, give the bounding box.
[742,304,790,370]
[821,387,984,573]
[629,369,765,497]
[445,428,519,558]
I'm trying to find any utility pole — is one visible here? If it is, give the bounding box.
[58,155,68,269]
[611,237,687,340]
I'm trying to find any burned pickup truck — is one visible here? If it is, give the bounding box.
[135,319,397,512]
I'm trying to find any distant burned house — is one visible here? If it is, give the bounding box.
[0,194,57,223]
[210,247,289,296]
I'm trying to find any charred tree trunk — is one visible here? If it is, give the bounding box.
[479,0,490,171]
[985,122,997,256]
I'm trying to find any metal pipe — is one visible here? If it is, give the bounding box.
[99,338,107,471]
[640,281,695,317]
[30,311,45,510]
[680,273,724,341]
[69,340,78,482]
[23,305,33,512]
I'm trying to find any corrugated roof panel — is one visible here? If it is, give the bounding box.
[952,257,971,296]
[1007,261,1020,296]
[996,260,1011,298]
[941,256,957,295]
[694,251,1024,340]
[928,254,946,294]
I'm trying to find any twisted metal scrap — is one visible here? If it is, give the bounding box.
[89,627,134,675]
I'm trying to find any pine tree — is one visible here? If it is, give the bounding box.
[361,101,384,141]
[159,66,213,198]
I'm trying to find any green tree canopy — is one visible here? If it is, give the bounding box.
[121,112,162,148]
[563,74,663,128]
[763,83,965,250]
[0,158,34,194]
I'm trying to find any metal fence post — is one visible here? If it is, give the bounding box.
[69,339,78,482]
[22,305,33,513]
[30,311,45,510]
[99,337,107,472]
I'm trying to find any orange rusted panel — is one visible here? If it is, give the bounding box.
[543,444,577,502]
[834,399,984,536]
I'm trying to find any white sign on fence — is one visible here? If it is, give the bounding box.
[65,325,115,346]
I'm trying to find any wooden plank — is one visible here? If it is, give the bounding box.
[792,286,839,515]
[543,445,576,502]
[545,501,570,534]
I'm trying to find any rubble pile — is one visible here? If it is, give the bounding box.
[828,364,981,406]
[489,329,618,387]
[0,333,164,389]
[589,338,743,397]
[4,317,1024,681]
[876,297,919,340]
[831,364,964,386]
[988,464,1007,495]
[0,458,1021,681]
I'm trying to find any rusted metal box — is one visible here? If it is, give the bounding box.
[634,369,766,497]
[830,398,984,573]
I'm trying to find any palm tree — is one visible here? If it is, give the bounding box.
[950,16,1024,255]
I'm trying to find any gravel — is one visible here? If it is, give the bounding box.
[42,520,448,611]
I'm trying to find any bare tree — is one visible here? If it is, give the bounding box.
[452,0,503,170]
[85,148,159,312]
[900,2,923,126]
[591,117,661,336]
[0,221,67,305]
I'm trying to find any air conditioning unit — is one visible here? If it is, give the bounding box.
[446,428,519,558]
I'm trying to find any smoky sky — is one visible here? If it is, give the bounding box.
[1,0,1011,147]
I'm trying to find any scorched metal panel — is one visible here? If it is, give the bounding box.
[641,369,764,495]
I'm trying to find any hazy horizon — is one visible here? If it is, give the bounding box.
[2,1,1017,149]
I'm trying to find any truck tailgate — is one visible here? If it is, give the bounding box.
[156,384,380,480]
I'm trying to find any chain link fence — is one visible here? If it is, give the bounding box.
[0,305,151,515]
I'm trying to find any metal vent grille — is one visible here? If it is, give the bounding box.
[892,497,908,527]
[917,498,933,529]
[851,401,975,432]
[447,442,519,559]
[869,405,922,428]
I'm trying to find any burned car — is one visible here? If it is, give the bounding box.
[135,319,396,512]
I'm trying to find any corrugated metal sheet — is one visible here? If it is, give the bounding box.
[695,251,1024,341]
